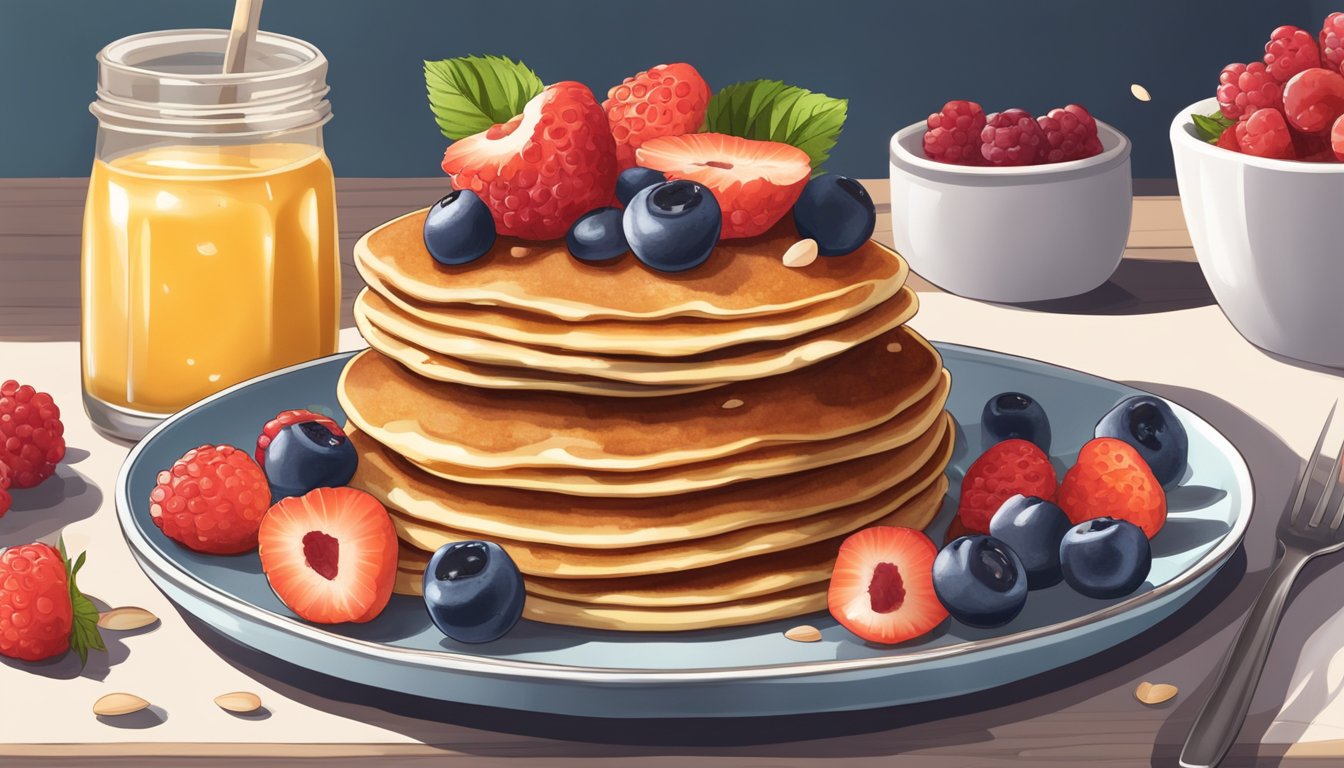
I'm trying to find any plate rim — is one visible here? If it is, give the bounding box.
[115,343,1254,685]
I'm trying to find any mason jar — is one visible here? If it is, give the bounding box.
[82,29,339,440]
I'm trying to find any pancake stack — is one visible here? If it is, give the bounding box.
[339,208,953,631]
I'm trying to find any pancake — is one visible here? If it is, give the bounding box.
[403,376,950,497]
[339,325,941,472]
[359,263,901,357]
[357,317,721,398]
[391,426,952,579]
[355,209,907,321]
[348,416,947,548]
[354,286,920,387]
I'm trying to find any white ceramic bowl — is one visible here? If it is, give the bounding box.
[888,118,1133,303]
[1172,96,1344,367]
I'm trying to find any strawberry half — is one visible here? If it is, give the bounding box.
[259,487,398,624]
[441,81,618,241]
[635,133,811,239]
[1057,437,1167,538]
[957,439,1058,534]
[827,526,948,645]
[603,62,711,171]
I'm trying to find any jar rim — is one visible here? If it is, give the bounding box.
[97,28,325,86]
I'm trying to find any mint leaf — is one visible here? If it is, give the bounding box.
[425,55,544,141]
[59,539,104,668]
[1192,111,1235,144]
[705,79,848,172]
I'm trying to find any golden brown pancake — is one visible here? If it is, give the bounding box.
[348,415,947,548]
[353,287,919,386]
[339,324,940,472]
[355,210,907,321]
[401,376,950,497]
[391,427,951,579]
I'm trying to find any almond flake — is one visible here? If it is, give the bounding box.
[886,342,903,353]
[215,691,263,713]
[783,239,819,268]
[93,693,150,717]
[509,246,533,258]
[1131,83,1152,102]
[1135,681,1177,705]
[785,625,822,642]
[97,606,158,631]
[721,398,744,410]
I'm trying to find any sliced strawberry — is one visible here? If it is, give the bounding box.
[259,487,398,624]
[604,62,711,171]
[957,439,1057,534]
[1057,438,1167,539]
[827,526,948,645]
[635,133,810,239]
[442,81,618,241]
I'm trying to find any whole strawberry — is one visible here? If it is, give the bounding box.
[0,380,66,489]
[980,109,1045,166]
[1057,437,1167,538]
[441,81,617,241]
[604,62,711,171]
[149,444,270,554]
[0,541,103,664]
[957,438,1058,533]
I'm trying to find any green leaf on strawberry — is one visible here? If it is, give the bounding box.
[58,538,105,668]
[425,55,544,141]
[1192,110,1236,144]
[705,80,848,173]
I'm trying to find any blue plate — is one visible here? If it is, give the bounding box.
[115,343,1251,718]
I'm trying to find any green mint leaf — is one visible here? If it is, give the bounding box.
[1192,112,1232,144]
[62,545,105,668]
[705,79,848,173]
[425,55,544,141]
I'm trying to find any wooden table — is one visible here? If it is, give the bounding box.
[5,179,1344,767]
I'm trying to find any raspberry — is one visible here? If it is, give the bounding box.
[149,445,270,554]
[1058,438,1167,538]
[923,100,986,164]
[1323,13,1344,74]
[603,63,711,171]
[1216,62,1284,120]
[1215,125,1241,153]
[256,409,342,466]
[0,380,66,489]
[957,439,1058,533]
[1283,67,1344,133]
[0,542,100,664]
[1333,114,1344,160]
[980,109,1046,166]
[1264,25,1320,83]
[0,462,10,517]
[442,82,618,240]
[1294,126,1333,161]
[1234,108,1295,159]
[1036,104,1103,163]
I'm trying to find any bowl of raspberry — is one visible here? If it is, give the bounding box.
[1171,17,1344,367]
[888,100,1132,303]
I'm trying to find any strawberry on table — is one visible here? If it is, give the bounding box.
[603,62,711,171]
[827,526,948,645]
[1057,437,1167,539]
[957,438,1058,534]
[0,379,66,489]
[0,541,103,664]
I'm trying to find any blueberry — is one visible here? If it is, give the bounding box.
[981,392,1051,453]
[423,189,496,266]
[263,421,358,501]
[1059,517,1152,599]
[616,166,666,207]
[932,535,1028,628]
[422,540,525,643]
[791,174,877,257]
[988,494,1072,589]
[1095,395,1188,487]
[623,180,721,273]
[564,207,628,264]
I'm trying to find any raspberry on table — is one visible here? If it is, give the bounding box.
[923,100,986,164]
[1036,104,1103,163]
[0,380,66,489]
[980,108,1046,166]
[149,444,270,555]
[1323,13,1344,74]
[1264,25,1320,83]
[1234,107,1295,159]
[0,543,72,662]
[1217,62,1284,120]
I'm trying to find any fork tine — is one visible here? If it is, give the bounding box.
[1290,400,1338,526]
[1310,422,1344,527]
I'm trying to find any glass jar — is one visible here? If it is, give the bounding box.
[82,29,339,440]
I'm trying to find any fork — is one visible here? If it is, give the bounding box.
[1180,401,1344,768]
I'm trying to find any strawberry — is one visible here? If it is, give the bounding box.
[150,445,270,555]
[256,409,342,466]
[259,487,398,624]
[957,439,1057,534]
[441,81,618,241]
[0,541,103,664]
[603,62,711,171]
[636,133,811,239]
[0,379,66,489]
[827,526,948,645]
[1057,437,1167,539]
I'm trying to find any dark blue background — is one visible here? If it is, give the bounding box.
[0,0,1333,179]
